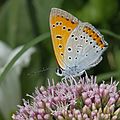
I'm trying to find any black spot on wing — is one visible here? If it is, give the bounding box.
[56,35,62,39]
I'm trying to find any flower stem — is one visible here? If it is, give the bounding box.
[100,29,120,40]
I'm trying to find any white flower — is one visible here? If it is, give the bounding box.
[0,41,35,119]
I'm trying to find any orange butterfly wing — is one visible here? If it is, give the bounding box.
[50,8,79,69]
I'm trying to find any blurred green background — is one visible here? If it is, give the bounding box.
[0,0,120,119]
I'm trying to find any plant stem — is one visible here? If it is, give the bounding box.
[100,29,120,40]
[0,32,50,83]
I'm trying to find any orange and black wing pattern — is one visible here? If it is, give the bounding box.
[50,8,79,69]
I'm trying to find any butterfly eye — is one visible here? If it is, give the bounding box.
[56,68,63,76]
[59,69,62,74]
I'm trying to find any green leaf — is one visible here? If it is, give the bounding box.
[0,0,34,47]
[0,1,9,43]
[0,111,5,120]
[76,97,84,110]
[0,32,50,83]
[100,29,120,40]
[76,0,118,23]
[7,0,21,47]
[114,47,120,70]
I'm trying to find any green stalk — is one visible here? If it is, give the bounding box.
[100,29,120,40]
[0,32,50,83]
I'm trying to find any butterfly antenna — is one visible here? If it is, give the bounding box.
[27,67,56,76]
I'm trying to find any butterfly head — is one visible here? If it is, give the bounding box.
[56,67,64,76]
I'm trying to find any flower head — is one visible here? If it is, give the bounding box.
[12,76,120,120]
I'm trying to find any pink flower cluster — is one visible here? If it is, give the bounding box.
[12,76,120,120]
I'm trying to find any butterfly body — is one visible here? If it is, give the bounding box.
[50,8,108,78]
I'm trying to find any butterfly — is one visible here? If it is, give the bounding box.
[49,8,108,78]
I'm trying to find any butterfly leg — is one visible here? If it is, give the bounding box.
[61,76,68,82]
[77,70,86,76]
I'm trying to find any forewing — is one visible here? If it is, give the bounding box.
[50,8,79,69]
